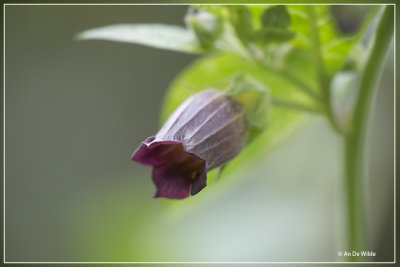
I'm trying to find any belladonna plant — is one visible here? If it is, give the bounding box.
[132,90,249,199]
[78,4,394,261]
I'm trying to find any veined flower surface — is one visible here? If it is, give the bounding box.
[132,90,248,199]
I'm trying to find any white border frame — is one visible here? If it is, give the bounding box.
[2,2,396,264]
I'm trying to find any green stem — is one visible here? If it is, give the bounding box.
[271,98,321,113]
[306,6,345,135]
[345,6,393,261]
[306,6,328,94]
[275,68,322,101]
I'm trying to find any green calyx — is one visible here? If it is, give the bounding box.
[226,73,270,135]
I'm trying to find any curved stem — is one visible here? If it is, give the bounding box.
[345,5,393,261]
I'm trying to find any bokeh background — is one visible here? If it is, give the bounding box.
[4,4,394,262]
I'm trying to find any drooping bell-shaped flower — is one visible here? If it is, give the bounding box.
[132,89,249,199]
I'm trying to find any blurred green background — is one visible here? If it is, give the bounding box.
[4,5,394,262]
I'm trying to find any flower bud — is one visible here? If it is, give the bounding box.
[185,9,223,49]
[132,90,249,199]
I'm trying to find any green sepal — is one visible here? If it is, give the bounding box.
[226,73,270,136]
[216,164,228,179]
[256,5,294,44]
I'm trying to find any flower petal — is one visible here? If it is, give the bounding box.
[132,137,183,166]
[132,89,249,199]
[151,149,206,199]
[132,140,207,199]
[152,166,192,199]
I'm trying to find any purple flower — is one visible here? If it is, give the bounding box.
[132,90,248,199]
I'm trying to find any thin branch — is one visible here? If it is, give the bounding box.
[271,98,321,114]
[306,6,345,135]
[255,60,322,102]
[306,6,328,94]
[275,68,322,101]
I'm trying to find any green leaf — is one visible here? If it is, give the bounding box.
[261,5,291,28]
[254,28,295,44]
[226,6,253,45]
[287,5,379,77]
[161,52,315,124]
[76,24,202,53]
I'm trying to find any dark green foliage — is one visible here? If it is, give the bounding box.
[261,5,291,28]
